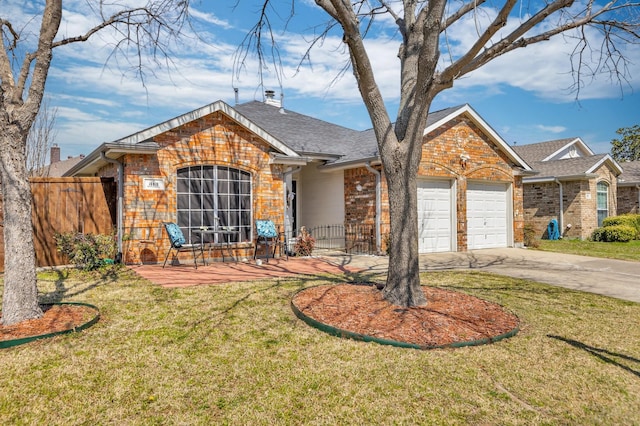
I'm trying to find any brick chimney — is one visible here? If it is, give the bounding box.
[50,144,60,164]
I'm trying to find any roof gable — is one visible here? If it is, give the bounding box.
[513,137,593,163]
[115,100,299,157]
[424,104,531,171]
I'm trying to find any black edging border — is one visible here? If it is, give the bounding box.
[1,302,100,349]
[291,286,519,350]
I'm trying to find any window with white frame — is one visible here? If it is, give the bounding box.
[596,181,609,227]
[176,165,252,244]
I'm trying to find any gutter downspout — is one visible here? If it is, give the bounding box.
[283,167,301,251]
[554,179,563,234]
[364,162,382,254]
[101,152,123,262]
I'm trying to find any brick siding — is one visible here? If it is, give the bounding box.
[97,111,285,264]
[523,164,619,240]
[344,115,524,252]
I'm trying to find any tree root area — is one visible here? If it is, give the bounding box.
[292,284,519,348]
[1,305,93,341]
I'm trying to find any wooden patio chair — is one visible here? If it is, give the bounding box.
[162,222,204,269]
[254,219,287,262]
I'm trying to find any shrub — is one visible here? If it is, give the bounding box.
[294,226,316,257]
[55,232,116,270]
[591,225,636,242]
[601,214,640,239]
[523,224,540,248]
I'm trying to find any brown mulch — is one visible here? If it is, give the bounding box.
[292,284,519,348]
[1,304,96,342]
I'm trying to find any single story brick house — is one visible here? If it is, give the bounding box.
[65,96,531,264]
[617,160,640,214]
[513,138,623,240]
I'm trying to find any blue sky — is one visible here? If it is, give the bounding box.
[7,1,640,160]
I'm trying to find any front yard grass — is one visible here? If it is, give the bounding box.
[1,267,639,425]
[537,239,640,261]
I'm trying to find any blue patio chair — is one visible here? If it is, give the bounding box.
[162,222,204,269]
[254,219,287,262]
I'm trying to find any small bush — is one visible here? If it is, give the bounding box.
[601,214,640,239]
[523,224,540,248]
[294,226,316,257]
[55,232,116,270]
[591,225,636,242]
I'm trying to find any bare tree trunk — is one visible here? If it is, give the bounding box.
[1,127,42,326]
[382,162,427,307]
[379,130,428,307]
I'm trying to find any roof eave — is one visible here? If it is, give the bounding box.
[318,156,381,172]
[64,142,160,176]
[523,173,598,183]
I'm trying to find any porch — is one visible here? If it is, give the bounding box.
[129,256,365,288]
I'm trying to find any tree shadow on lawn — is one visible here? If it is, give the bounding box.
[37,266,124,304]
[549,335,640,378]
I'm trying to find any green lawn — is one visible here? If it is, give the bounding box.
[536,239,640,261]
[1,267,639,425]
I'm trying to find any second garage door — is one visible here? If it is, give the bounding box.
[417,179,454,253]
[467,182,510,249]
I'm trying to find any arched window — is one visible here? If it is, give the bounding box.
[596,181,609,227]
[176,166,252,243]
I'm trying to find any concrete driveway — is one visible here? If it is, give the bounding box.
[327,248,640,304]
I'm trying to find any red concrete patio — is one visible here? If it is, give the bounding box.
[129,256,363,288]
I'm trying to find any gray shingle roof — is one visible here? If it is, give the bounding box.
[618,160,640,184]
[513,138,578,163]
[526,154,609,179]
[234,101,361,157]
[234,101,467,164]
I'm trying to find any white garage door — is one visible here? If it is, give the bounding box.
[467,182,509,249]
[417,180,454,253]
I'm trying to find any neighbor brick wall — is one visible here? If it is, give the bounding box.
[343,114,524,252]
[522,164,619,240]
[618,186,640,214]
[97,111,285,264]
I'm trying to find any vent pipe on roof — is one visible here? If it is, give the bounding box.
[264,90,281,108]
[234,87,239,105]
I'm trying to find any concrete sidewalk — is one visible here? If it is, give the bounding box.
[323,248,640,304]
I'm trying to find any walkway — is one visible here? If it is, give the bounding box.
[130,248,640,304]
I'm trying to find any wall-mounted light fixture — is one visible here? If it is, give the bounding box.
[460,153,470,168]
[356,184,363,192]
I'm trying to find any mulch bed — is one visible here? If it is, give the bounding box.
[292,284,519,348]
[2,285,519,349]
[1,304,95,342]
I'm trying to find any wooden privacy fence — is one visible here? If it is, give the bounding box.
[0,177,117,272]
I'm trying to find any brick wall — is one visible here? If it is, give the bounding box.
[97,111,285,264]
[522,164,619,240]
[344,115,524,252]
[618,186,640,214]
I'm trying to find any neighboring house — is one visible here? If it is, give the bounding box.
[617,160,640,214]
[36,144,85,177]
[65,96,531,264]
[513,138,623,240]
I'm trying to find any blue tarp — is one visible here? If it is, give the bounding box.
[547,219,560,240]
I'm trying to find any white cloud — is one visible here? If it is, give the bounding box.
[536,125,567,133]
[189,7,233,29]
